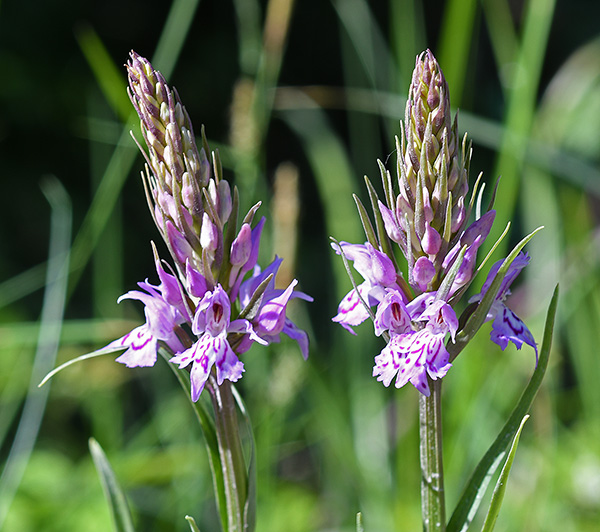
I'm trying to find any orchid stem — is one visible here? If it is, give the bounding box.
[419,378,446,532]
[209,377,247,532]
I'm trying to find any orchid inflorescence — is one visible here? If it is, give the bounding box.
[332,49,537,396]
[94,51,312,402]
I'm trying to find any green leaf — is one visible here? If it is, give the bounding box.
[88,438,135,532]
[447,284,558,532]
[185,515,202,532]
[480,415,530,532]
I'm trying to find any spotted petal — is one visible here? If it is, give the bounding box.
[113,325,158,368]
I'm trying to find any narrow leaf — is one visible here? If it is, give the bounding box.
[480,415,530,532]
[447,284,558,532]
[89,438,135,532]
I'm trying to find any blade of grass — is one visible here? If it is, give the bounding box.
[89,438,135,532]
[279,105,364,287]
[482,0,518,69]
[484,0,557,258]
[0,177,71,528]
[273,86,600,195]
[75,23,132,123]
[68,0,202,295]
[438,0,478,106]
[389,0,426,88]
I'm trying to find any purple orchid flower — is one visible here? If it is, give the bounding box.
[331,242,400,334]
[372,289,457,396]
[105,260,187,368]
[237,257,313,359]
[170,284,266,401]
[470,252,538,359]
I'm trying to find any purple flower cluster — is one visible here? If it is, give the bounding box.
[332,50,537,395]
[96,52,311,402]
[333,241,536,396]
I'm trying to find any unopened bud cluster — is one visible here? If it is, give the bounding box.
[379,50,476,293]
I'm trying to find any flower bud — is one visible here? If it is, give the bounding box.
[200,213,219,254]
[230,223,252,267]
[413,256,436,291]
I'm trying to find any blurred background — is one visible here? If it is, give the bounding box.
[1,0,599,530]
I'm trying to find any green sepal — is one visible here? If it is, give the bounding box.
[377,158,395,212]
[352,193,379,249]
[160,348,228,532]
[212,148,224,184]
[447,284,558,532]
[485,175,502,213]
[436,245,466,302]
[363,175,399,271]
[88,438,135,532]
[480,415,530,532]
[242,200,263,226]
[201,125,211,166]
[236,273,273,321]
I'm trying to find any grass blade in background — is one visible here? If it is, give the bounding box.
[0,177,72,529]
[480,415,529,532]
[447,285,558,532]
[89,438,135,532]
[437,0,478,106]
[69,0,201,294]
[389,0,426,87]
[75,24,132,123]
[280,106,363,264]
[484,0,557,257]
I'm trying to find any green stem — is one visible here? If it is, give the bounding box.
[208,377,247,532]
[419,378,446,532]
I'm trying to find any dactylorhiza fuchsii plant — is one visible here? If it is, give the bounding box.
[332,50,556,532]
[42,51,312,532]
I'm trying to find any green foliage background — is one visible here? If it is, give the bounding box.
[1,0,599,530]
